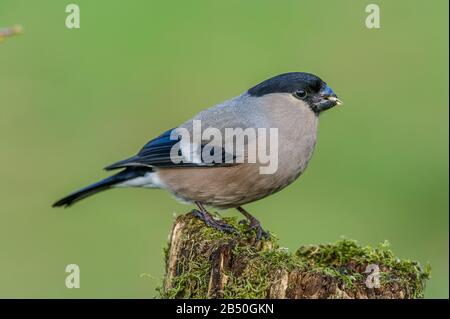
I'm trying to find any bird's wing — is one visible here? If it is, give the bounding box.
[104,128,236,171]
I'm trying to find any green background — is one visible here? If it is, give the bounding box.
[0,0,448,298]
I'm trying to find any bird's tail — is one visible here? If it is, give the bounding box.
[52,167,150,208]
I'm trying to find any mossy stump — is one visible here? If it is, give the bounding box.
[161,213,429,299]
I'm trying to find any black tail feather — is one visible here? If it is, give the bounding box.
[52,167,151,208]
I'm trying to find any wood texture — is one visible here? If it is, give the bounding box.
[162,213,428,299]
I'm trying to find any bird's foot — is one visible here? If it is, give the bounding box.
[249,220,270,242]
[191,209,237,234]
[240,218,270,241]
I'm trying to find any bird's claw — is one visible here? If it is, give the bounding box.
[239,218,269,241]
[191,209,238,234]
[246,221,270,242]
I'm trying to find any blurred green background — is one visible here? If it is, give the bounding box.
[0,0,448,298]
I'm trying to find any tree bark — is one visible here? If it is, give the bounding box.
[161,213,429,299]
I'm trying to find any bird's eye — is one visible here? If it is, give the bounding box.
[294,89,307,99]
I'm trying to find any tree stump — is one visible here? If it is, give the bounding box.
[161,213,430,299]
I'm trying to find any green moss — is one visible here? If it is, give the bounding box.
[159,216,241,298]
[159,215,430,299]
[223,245,306,298]
[296,239,431,298]
[160,215,289,298]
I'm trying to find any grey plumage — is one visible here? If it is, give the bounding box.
[53,72,342,238]
[158,92,318,208]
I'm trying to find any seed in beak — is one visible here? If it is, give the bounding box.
[327,96,343,106]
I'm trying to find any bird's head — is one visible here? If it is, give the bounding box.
[247,72,343,114]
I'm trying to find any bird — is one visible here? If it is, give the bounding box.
[53,72,342,240]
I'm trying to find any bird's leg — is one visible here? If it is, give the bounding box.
[191,202,237,234]
[237,206,270,241]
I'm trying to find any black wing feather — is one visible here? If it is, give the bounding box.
[105,128,235,171]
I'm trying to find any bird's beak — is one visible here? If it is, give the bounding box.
[321,85,343,106]
[312,85,343,113]
[325,96,343,106]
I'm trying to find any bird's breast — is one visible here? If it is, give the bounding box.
[269,98,319,185]
[156,95,319,208]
